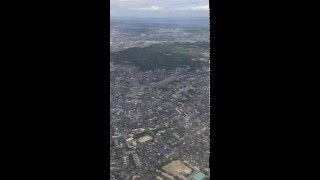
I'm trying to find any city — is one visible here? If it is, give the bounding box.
[109,18,210,180]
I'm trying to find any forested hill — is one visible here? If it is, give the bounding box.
[110,42,209,71]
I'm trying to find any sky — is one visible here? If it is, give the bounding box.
[110,0,210,18]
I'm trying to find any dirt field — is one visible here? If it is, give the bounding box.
[162,160,192,177]
[138,135,153,143]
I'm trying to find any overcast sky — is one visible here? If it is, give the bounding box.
[111,0,210,18]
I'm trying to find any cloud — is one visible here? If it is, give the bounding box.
[117,0,147,2]
[111,0,209,17]
[130,6,163,11]
[179,5,209,11]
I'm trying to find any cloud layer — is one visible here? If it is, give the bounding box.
[130,6,163,11]
[111,0,209,17]
[180,5,209,10]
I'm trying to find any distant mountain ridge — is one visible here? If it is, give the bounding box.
[111,17,209,27]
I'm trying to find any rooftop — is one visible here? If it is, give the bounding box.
[192,172,206,180]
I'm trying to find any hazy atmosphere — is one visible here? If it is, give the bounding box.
[111,0,209,18]
[109,1,210,179]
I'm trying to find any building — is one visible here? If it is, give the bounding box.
[191,172,207,180]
